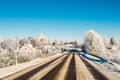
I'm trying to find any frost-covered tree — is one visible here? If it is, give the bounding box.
[83,30,105,55]
[73,41,78,48]
[0,39,18,50]
[45,38,51,45]
[0,40,7,49]
[7,39,19,50]
[19,38,31,46]
[110,37,119,46]
[103,38,110,48]
[37,33,47,46]
[109,37,120,51]
[28,37,36,46]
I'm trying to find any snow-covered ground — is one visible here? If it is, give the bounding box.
[80,52,120,79]
[0,53,62,79]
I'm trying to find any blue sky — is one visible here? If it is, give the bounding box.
[0,0,120,41]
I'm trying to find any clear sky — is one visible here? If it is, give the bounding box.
[0,0,120,41]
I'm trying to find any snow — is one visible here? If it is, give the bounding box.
[0,53,62,79]
[80,52,120,79]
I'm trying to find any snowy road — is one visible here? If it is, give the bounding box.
[1,52,119,80]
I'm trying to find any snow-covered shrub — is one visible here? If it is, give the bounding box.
[0,49,16,68]
[83,30,106,55]
[18,51,34,63]
[17,47,42,63]
[17,54,31,63]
